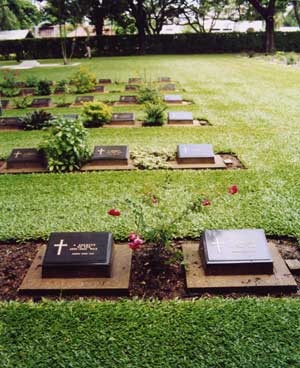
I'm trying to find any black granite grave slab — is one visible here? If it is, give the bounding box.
[6,148,46,169]
[91,145,129,166]
[177,144,215,164]
[125,85,139,91]
[14,82,25,88]
[111,113,135,124]
[128,78,142,84]
[74,96,94,105]
[201,229,274,275]
[54,87,66,94]
[31,98,51,108]
[119,96,138,104]
[94,85,105,93]
[168,112,193,125]
[99,79,112,84]
[0,117,23,129]
[160,84,176,91]
[42,232,114,278]
[1,100,9,109]
[164,94,182,103]
[22,88,36,96]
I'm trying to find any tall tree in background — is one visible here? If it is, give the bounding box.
[0,0,40,30]
[291,0,300,27]
[182,0,237,33]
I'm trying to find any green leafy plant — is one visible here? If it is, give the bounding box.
[56,94,71,107]
[13,96,32,109]
[22,110,53,130]
[56,79,69,93]
[286,53,299,66]
[41,118,90,172]
[143,102,166,127]
[36,79,52,96]
[81,101,112,128]
[1,87,20,97]
[137,85,161,104]
[25,75,39,88]
[70,67,96,94]
[131,148,174,170]
[0,69,19,89]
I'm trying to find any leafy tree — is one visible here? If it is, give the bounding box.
[0,0,40,30]
[291,0,300,27]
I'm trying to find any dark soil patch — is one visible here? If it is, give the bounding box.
[220,153,245,169]
[0,238,299,301]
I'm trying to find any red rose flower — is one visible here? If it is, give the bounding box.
[128,237,144,250]
[228,185,238,195]
[202,199,211,206]
[108,208,121,216]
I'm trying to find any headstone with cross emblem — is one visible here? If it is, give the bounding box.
[111,113,135,125]
[0,117,24,129]
[31,98,51,108]
[90,145,129,166]
[177,144,215,164]
[42,232,114,278]
[201,229,274,275]
[6,148,46,169]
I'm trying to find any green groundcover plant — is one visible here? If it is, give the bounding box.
[70,67,96,94]
[41,118,90,172]
[81,101,112,128]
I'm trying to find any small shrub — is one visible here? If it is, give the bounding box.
[56,94,71,107]
[25,75,39,88]
[286,52,299,65]
[13,96,32,109]
[56,79,69,93]
[41,118,90,172]
[36,80,52,96]
[143,102,166,127]
[81,101,112,127]
[70,67,96,94]
[131,149,174,169]
[1,87,20,97]
[137,85,161,104]
[0,70,19,89]
[22,110,53,130]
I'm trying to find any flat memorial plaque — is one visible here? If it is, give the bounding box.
[201,229,274,275]
[91,145,129,166]
[164,94,182,103]
[22,88,35,96]
[31,98,51,108]
[177,144,215,164]
[125,85,139,91]
[74,96,94,105]
[159,77,171,83]
[111,113,135,125]
[54,87,65,94]
[6,148,46,169]
[42,232,114,278]
[1,100,9,109]
[0,117,23,129]
[94,85,105,93]
[168,112,193,125]
[160,84,176,91]
[99,79,112,84]
[119,96,138,104]
[128,78,142,84]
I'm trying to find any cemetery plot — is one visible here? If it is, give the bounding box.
[111,113,136,126]
[160,84,176,91]
[22,88,36,96]
[1,100,10,109]
[74,96,94,105]
[99,79,112,84]
[128,78,142,84]
[31,98,51,108]
[182,230,297,294]
[168,112,193,125]
[19,232,132,296]
[164,94,183,104]
[125,85,139,91]
[54,87,65,94]
[119,96,138,104]
[158,77,171,83]
[94,85,105,93]
[0,117,23,130]
[3,148,47,172]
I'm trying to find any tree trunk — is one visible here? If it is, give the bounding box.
[292,0,300,28]
[265,15,275,54]
[94,8,105,36]
[59,23,68,65]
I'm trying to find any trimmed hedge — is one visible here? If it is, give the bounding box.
[1,32,300,59]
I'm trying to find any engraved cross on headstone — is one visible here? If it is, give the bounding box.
[97,148,105,155]
[54,239,68,256]
[14,151,22,158]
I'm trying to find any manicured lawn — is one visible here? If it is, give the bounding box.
[1,298,300,368]
[0,55,300,241]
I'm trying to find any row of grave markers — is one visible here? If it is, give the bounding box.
[2,144,229,172]
[0,112,201,130]
[18,228,297,296]
[0,94,186,110]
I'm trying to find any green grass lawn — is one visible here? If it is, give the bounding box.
[1,55,300,241]
[1,55,300,367]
